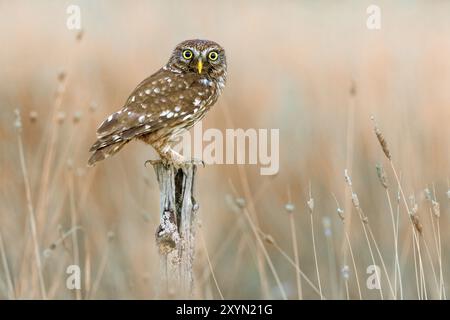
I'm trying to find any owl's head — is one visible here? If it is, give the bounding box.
[167,39,227,80]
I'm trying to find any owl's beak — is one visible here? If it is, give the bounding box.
[197,59,203,74]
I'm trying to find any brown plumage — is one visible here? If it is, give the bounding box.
[88,39,227,166]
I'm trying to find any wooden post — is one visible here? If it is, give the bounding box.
[151,161,199,298]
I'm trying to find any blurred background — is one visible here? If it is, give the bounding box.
[0,0,449,299]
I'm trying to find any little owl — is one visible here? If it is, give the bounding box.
[88,39,227,166]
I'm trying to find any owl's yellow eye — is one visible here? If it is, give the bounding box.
[208,51,219,61]
[182,49,193,60]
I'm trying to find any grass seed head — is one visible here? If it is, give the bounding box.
[285,202,295,213]
[29,110,38,123]
[263,234,275,245]
[341,265,350,280]
[432,200,440,218]
[235,197,246,209]
[376,164,388,189]
[410,214,423,235]
[307,198,314,213]
[344,169,352,187]
[322,217,332,237]
[14,109,22,131]
[371,116,391,160]
[336,207,345,221]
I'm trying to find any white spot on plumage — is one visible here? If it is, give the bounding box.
[145,89,151,95]
[166,112,174,118]
[107,115,113,121]
[160,110,169,116]
[130,96,136,102]
[141,103,147,109]
[179,95,184,99]
[154,88,160,94]
[174,106,181,112]
[138,115,145,123]
[193,97,202,106]
[145,125,151,130]
[183,114,192,120]
[194,108,198,113]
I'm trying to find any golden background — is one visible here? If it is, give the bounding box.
[0,0,449,299]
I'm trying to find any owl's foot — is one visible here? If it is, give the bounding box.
[147,145,204,169]
[188,158,205,167]
[153,147,187,170]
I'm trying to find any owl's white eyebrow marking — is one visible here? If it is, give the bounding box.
[138,115,145,123]
[199,78,210,86]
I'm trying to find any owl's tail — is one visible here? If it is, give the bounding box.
[88,141,127,167]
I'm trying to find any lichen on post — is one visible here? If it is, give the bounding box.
[151,160,199,298]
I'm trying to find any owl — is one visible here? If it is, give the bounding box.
[88,39,227,167]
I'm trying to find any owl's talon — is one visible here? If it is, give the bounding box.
[144,159,161,167]
[189,158,205,167]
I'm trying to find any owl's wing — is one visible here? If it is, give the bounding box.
[90,69,204,152]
